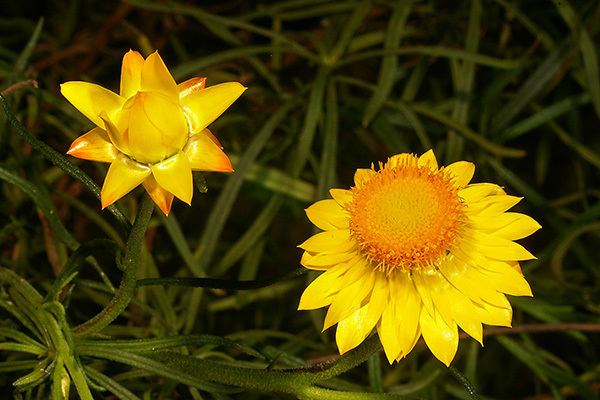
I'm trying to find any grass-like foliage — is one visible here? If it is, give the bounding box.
[1,0,599,399]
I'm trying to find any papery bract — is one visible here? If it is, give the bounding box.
[298,150,540,366]
[61,50,246,215]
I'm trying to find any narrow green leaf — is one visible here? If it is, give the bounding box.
[447,0,481,161]
[550,119,600,170]
[317,79,339,198]
[328,1,371,63]
[394,102,432,151]
[408,104,525,158]
[73,196,154,337]
[0,95,131,231]
[362,2,411,126]
[127,0,318,62]
[490,41,570,134]
[51,356,69,400]
[0,342,46,355]
[12,18,44,78]
[0,327,45,349]
[228,156,315,201]
[367,352,383,392]
[337,46,525,70]
[186,102,295,334]
[46,239,119,302]
[291,67,329,176]
[13,358,54,388]
[85,367,140,400]
[493,0,554,50]
[0,167,78,250]
[553,0,600,117]
[214,195,283,276]
[80,334,263,359]
[499,94,590,141]
[0,360,38,374]
[78,347,236,393]
[194,101,295,273]
[497,336,595,399]
[160,213,204,277]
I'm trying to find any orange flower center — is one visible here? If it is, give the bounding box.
[349,157,464,273]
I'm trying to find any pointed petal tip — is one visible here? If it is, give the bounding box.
[100,196,112,210]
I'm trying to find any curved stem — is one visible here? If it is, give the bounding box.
[136,267,307,290]
[0,94,131,231]
[73,196,154,337]
[302,334,382,381]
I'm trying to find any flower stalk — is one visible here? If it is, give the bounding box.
[73,195,154,337]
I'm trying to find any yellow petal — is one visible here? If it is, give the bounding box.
[101,155,151,208]
[142,174,174,216]
[151,152,193,205]
[305,199,349,231]
[459,183,505,202]
[329,188,353,208]
[476,259,532,297]
[412,272,436,317]
[445,161,475,188]
[140,51,178,100]
[67,127,117,163]
[336,306,372,354]
[469,212,541,240]
[417,149,438,170]
[377,301,401,363]
[181,82,246,134]
[323,270,375,330]
[300,251,354,270]
[420,309,459,366]
[184,129,233,172]
[298,229,353,253]
[471,231,536,261]
[178,77,207,99]
[386,153,414,168]
[120,92,188,164]
[99,111,130,155]
[336,278,388,355]
[491,215,541,240]
[298,262,353,310]
[395,327,421,362]
[394,273,423,357]
[467,195,523,216]
[474,298,512,327]
[60,81,125,128]
[365,276,389,326]
[426,272,483,344]
[438,254,508,307]
[378,272,422,362]
[120,50,144,99]
[353,168,376,187]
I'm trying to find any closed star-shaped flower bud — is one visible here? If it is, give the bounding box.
[61,50,246,215]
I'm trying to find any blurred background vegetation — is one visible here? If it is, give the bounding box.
[1,0,600,399]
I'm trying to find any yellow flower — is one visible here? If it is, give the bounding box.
[298,150,540,366]
[61,50,246,215]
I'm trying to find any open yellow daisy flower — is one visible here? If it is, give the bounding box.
[298,150,540,366]
[61,50,246,215]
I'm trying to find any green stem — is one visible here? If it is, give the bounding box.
[135,267,307,290]
[304,335,383,381]
[80,334,383,395]
[295,386,407,400]
[73,196,154,337]
[0,94,131,231]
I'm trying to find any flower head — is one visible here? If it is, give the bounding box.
[298,150,540,366]
[61,50,246,215]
